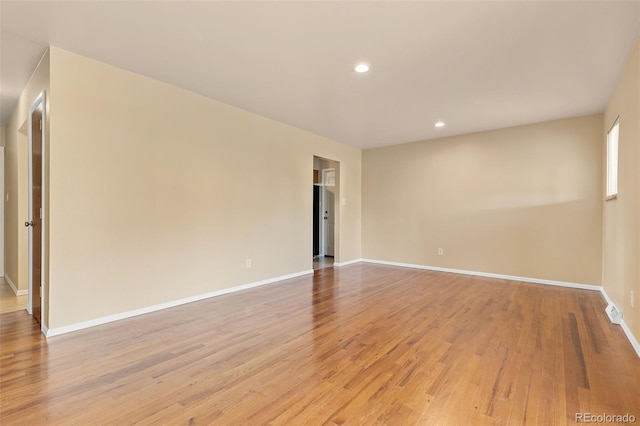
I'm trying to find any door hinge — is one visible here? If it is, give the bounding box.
[40,207,42,219]
[40,286,43,297]
[39,119,42,131]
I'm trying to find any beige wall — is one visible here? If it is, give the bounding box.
[4,50,50,301]
[47,47,361,329]
[363,114,603,285]
[1,126,5,146]
[603,37,639,342]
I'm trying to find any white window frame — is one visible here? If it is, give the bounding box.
[606,119,619,200]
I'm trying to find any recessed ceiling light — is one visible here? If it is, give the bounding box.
[354,63,370,73]
[434,121,445,128]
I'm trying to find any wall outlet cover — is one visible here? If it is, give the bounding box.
[605,304,623,324]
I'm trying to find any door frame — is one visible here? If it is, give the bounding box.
[313,184,321,257]
[0,146,4,278]
[27,91,47,333]
[321,167,335,257]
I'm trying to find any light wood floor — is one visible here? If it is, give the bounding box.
[1,264,638,425]
[0,278,27,315]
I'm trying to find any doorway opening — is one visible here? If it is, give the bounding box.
[0,124,29,314]
[313,156,339,271]
[0,146,26,314]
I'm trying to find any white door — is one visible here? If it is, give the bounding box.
[0,147,4,277]
[322,168,335,257]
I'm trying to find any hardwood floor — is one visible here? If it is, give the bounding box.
[1,264,638,425]
[313,256,334,270]
[0,278,27,315]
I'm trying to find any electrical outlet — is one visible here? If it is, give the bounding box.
[437,248,444,256]
[245,258,252,269]
[631,291,635,308]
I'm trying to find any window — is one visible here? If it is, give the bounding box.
[606,120,619,199]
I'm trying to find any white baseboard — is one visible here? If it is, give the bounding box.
[600,287,615,306]
[601,287,640,358]
[5,274,28,296]
[334,258,363,267]
[620,321,640,358]
[361,258,601,291]
[46,269,314,338]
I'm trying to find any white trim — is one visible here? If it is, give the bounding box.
[601,287,640,358]
[361,259,600,291]
[0,147,4,278]
[41,91,48,333]
[5,274,28,296]
[334,258,363,267]
[620,320,640,358]
[45,269,313,337]
[321,167,336,257]
[600,286,615,306]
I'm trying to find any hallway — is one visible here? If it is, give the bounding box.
[0,278,27,315]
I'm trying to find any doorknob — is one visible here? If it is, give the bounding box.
[25,221,34,227]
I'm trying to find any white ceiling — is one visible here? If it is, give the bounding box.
[1,1,639,149]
